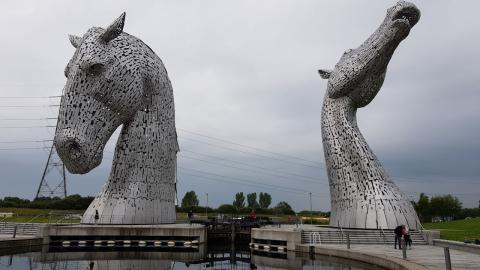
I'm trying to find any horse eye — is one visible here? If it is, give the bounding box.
[87,63,104,76]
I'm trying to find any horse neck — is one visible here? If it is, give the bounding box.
[321,95,386,178]
[108,80,178,181]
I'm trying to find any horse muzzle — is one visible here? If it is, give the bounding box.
[54,129,103,174]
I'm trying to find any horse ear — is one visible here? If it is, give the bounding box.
[99,12,126,43]
[69,35,82,48]
[318,69,332,79]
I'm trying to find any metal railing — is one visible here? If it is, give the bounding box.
[79,214,194,225]
[17,214,45,234]
[380,227,387,242]
[0,216,8,223]
[309,231,321,245]
[416,220,425,232]
[47,212,81,224]
[338,223,344,244]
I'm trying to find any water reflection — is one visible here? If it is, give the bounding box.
[0,244,386,270]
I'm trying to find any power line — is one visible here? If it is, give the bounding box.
[394,176,480,185]
[179,166,326,196]
[181,149,324,182]
[0,132,478,187]
[0,96,62,99]
[103,151,328,195]
[0,105,59,108]
[0,125,55,129]
[404,191,480,197]
[178,128,324,166]
[179,136,325,170]
[11,133,476,186]
[0,140,52,144]
[178,171,325,198]
[0,117,477,187]
[105,148,480,192]
[0,147,49,151]
[0,118,57,121]
[179,154,327,186]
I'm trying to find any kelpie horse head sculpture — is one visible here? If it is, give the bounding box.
[54,13,179,224]
[319,1,421,229]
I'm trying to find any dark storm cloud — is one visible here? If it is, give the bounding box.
[0,0,479,210]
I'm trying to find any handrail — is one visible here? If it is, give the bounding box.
[0,216,8,230]
[24,213,44,224]
[416,220,425,232]
[55,216,67,224]
[380,227,387,242]
[0,216,7,225]
[20,214,45,234]
[338,224,344,244]
[310,231,321,245]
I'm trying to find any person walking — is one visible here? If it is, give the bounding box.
[249,209,257,219]
[402,224,412,249]
[187,209,194,224]
[394,225,403,249]
[94,210,99,224]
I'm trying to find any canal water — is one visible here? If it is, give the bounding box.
[0,244,387,270]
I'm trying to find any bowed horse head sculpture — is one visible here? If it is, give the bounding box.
[320,1,421,229]
[54,13,179,224]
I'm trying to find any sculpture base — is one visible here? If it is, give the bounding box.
[81,195,176,224]
[37,224,206,246]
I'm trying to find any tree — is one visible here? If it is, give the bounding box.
[259,192,272,209]
[181,191,199,209]
[217,204,237,214]
[247,192,258,209]
[430,195,462,221]
[233,192,245,209]
[275,201,295,215]
[415,193,431,222]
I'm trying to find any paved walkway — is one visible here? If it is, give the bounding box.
[319,244,480,270]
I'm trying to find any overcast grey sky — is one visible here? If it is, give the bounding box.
[0,0,478,211]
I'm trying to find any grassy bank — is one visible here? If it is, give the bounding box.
[1,208,329,224]
[423,217,480,242]
[0,208,83,223]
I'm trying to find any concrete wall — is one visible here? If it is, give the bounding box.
[0,237,42,255]
[433,239,480,255]
[251,228,301,251]
[37,224,206,245]
[421,230,440,245]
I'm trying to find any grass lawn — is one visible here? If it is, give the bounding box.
[423,217,480,242]
[0,208,84,223]
[1,208,329,225]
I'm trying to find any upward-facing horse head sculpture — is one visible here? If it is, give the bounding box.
[54,13,179,224]
[319,1,421,229]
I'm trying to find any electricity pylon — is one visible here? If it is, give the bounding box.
[35,144,67,199]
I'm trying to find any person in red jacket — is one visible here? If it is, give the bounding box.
[402,225,412,249]
[249,209,257,219]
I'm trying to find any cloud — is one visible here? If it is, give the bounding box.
[0,0,479,210]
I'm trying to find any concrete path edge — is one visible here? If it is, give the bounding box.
[297,244,429,270]
[433,239,480,255]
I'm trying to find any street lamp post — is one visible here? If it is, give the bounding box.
[309,192,313,225]
[205,193,209,219]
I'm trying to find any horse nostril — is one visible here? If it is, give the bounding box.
[69,140,80,151]
[66,140,82,160]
